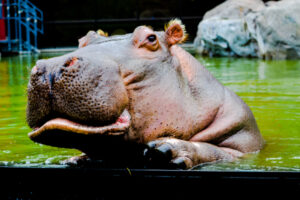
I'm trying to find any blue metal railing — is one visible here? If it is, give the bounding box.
[0,0,43,53]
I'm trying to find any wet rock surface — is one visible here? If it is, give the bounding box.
[194,0,300,59]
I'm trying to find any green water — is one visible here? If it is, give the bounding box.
[0,53,299,171]
[0,54,80,167]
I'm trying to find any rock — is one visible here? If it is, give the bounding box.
[202,0,265,20]
[194,0,300,59]
[195,18,258,57]
[194,0,265,57]
[248,0,300,59]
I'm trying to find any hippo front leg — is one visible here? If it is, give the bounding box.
[144,138,243,169]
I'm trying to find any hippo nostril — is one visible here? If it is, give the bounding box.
[64,57,78,68]
[48,72,56,88]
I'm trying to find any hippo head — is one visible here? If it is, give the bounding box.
[27,20,190,156]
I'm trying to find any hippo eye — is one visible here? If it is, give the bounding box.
[147,35,157,43]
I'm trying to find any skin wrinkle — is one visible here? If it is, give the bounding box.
[171,47,194,81]
[171,46,225,142]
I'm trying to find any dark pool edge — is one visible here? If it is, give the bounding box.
[0,166,299,192]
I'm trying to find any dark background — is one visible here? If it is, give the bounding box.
[30,0,225,48]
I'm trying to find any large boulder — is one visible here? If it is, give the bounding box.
[248,0,300,59]
[194,0,300,59]
[202,0,265,20]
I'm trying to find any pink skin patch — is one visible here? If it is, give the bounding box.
[65,57,78,67]
[116,111,130,124]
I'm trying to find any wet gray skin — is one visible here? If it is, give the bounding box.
[27,20,264,169]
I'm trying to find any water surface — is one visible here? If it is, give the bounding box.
[0,53,299,171]
[0,54,80,167]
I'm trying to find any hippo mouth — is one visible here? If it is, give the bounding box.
[28,109,131,149]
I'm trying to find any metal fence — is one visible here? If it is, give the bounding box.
[0,0,43,53]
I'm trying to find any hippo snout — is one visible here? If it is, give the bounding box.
[27,55,129,134]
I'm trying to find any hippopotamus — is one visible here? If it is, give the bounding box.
[27,20,264,169]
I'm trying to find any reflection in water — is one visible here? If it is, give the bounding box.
[0,54,300,171]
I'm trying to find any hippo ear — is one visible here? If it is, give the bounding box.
[164,19,188,46]
[97,29,108,37]
[78,29,108,48]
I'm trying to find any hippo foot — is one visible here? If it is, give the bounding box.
[144,138,193,169]
[61,154,91,166]
[61,154,106,167]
